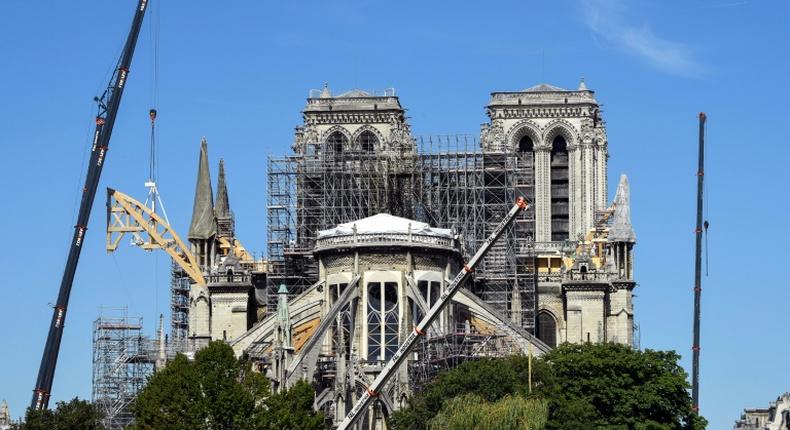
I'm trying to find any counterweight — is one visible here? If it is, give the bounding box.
[337,197,530,430]
[31,0,150,410]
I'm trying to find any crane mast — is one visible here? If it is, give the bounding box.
[337,197,530,430]
[691,112,706,413]
[31,0,150,410]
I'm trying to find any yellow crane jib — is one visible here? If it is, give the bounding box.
[106,188,205,285]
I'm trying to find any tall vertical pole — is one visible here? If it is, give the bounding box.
[691,112,706,413]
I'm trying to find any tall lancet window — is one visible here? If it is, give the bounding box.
[550,135,570,241]
[327,131,347,155]
[357,130,378,153]
[537,311,557,347]
[516,135,536,239]
[367,282,399,361]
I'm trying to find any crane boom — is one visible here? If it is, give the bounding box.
[31,0,149,410]
[336,197,530,430]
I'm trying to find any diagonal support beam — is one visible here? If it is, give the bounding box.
[286,274,360,386]
[405,275,441,337]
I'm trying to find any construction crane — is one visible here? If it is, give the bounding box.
[692,112,707,414]
[336,197,530,430]
[31,0,150,410]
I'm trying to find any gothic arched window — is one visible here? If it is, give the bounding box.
[367,282,399,361]
[537,311,557,348]
[550,134,570,241]
[518,135,534,152]
[357,130,378,152]
[516,135,536,239]
[327,131,347,154]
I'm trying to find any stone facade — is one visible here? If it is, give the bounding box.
[183,139,267,350]
[178,82,639,428]
[231,214,550,428]
[481,81,608,241]
[734,393,790,430]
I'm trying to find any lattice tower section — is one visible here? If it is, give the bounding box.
[92,311,155,430]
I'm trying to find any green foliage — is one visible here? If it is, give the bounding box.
[428,394,548,430]
[130,341,322,430]
[390,356,554,429]
[14,398,104,430]
[130,353,211,430]
[256,380,325,430]
[391,343,707,430]
[543,343,707,430]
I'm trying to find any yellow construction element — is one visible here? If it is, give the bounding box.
[292,318,321,353]
[469,316,498,336]
[218,236,268,272]
[106,188,206,285]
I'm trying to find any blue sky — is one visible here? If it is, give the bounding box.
[1,1,788,427]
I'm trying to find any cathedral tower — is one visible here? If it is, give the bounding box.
[481,79,608,242]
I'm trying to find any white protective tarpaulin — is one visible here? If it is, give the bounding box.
[317,213,452,239]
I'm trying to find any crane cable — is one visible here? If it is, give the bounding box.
[703,117,710,277]
[147,1,163,317]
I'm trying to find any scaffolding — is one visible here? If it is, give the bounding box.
[267,135,538,333]
[170,260,190,341]
[408,323,526,393]
[92,309,156,430]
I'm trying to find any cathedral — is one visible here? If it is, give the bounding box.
[179,80,638,427]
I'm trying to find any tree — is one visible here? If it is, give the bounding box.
[130,353,210,430]
[542,343,707,430]
[256,380,325,430]
[390,356,555,429]
[391,343,707,430]
[428,394,548,430]
[14,398,104,430]
[131,340,323,430]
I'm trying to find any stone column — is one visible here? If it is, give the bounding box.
[568,142,579,239]
[568,140,585,240]
[581,142,595,234]
[534,147,552,242]
[595,144,609,213]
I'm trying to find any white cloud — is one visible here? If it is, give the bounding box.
[581,0,705,76]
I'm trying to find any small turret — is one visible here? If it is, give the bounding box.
[0,399,10,430]
[320,82,331,99]
[608,175,636,243]
[608,175,636,279]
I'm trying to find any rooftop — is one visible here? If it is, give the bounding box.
[318,213,452,239]
[314,213,457,253]
[488,79,597,107]
[304,85,402,112]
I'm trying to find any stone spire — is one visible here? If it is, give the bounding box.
[187,138,217,240]
[608,174,636,243]
[215,159,230,219]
